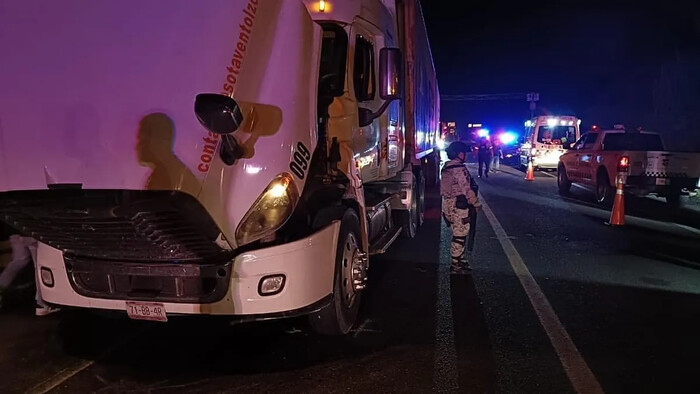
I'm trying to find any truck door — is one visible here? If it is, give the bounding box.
[578,133,599,182]
[349,20,385,173]
[564,134,587,182]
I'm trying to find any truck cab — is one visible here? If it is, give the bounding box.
[0,0,440,335]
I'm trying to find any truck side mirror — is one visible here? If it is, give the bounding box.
[194,93,244,135]
[358,48,402,127]
[379,47,401,101]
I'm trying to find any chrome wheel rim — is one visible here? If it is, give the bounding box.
[341,232,360,307]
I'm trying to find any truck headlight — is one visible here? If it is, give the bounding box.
[235,173,299,246]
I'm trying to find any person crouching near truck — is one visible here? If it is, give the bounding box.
[441,141,482,274]
[0,225,60,315]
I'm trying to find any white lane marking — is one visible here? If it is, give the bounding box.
[432,220,459,392]
[27,325,147,394]
[28,360,95,394]
[479,198,604,394]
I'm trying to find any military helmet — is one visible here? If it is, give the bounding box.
[445,141,470,159]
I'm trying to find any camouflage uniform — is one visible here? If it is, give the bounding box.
[441,159,480,271]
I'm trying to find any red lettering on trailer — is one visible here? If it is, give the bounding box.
[197,132,220,173]
[219,0,258,96]
[200,0,258,173]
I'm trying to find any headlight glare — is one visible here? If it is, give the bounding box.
[235,173,299,246]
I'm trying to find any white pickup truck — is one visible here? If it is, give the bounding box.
[557,126,700,207]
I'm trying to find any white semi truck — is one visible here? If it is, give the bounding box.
[0,0,440,335]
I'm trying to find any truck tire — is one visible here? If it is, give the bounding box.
[595,171,613,206]
[308,209,363,335]
[557,165,571,195]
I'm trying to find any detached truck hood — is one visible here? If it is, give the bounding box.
[0,0,320,261]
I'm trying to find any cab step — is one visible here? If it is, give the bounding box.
[369,225,402,255]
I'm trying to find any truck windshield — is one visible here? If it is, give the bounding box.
[602,133,664,151]
[318,24,348,98]
[537,126,576,145]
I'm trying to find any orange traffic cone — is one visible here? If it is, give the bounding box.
[525,158,535,181]
[606,174,625,226]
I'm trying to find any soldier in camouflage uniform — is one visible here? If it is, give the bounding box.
[441,141,481,274]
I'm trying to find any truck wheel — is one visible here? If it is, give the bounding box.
[595,172,613,206]
[401,174,419,238]
[308,209,363,336]
[557,165,571,195]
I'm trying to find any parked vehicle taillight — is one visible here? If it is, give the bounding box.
[618,156,630,172]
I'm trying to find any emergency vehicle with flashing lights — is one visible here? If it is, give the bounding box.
[557,125,700,207]
[520,115,582,170]
[0,0,441,335]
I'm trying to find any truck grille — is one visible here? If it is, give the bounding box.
[64,255,231,303]
[0,189,232,263]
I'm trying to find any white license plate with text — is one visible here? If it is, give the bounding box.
[126,301,167,322]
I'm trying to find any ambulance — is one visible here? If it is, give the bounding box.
[520,116,581,170]
[0,0,440,335]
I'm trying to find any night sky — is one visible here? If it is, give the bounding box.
[421,0,700,149]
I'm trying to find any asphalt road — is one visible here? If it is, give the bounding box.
[2,163,700,393]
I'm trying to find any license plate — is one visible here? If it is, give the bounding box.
[656,178,668,185]
[126,301,167,322]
